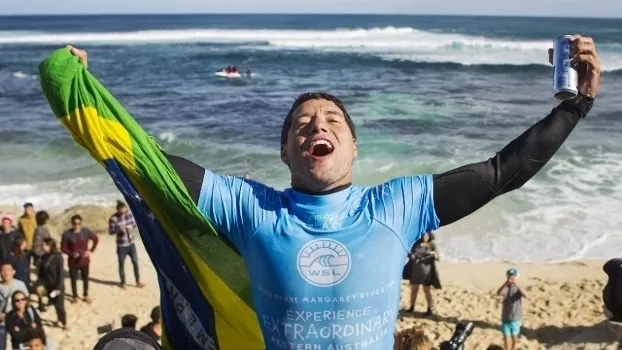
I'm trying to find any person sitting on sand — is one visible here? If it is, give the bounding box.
[60,214,98,304]
[139,306,161,344]
[496,268,527,350]
[0,262,29,350]
[37,238,68,331]
[5,290,44,350]
[403,231,441,316]
[108,201,145,289]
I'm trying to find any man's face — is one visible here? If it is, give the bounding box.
[72,219,82,231]
[119,206,128,215]
[507,275,517,284]
[282,99,357,190]
[1,219,10,230]
[25,206,34,216]
[1,264,14,282]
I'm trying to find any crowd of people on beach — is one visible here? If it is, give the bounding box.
[398,232,526,350]
[0,201,161,350]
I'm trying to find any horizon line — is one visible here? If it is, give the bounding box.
[0,12,620,20]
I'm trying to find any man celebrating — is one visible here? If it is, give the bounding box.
[59,35,598,350]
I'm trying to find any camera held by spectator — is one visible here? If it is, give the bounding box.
[439,321,475,350]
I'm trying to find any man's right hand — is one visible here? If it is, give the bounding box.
[72,252,80,259]
[0,312,6,322]
[66,45,88,68]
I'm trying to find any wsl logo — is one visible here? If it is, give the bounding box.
[297,239,351,287]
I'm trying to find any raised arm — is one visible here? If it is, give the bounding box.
[39,46,276,255]
[433,35,600,227]
[39,46,267,349]
[433,96,590,226]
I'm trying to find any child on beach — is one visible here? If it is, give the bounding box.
[496,268,527,350]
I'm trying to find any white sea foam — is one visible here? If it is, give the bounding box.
[1,27,621,71]
[1,145,621,263]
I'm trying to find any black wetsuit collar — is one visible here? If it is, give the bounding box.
[292,183,352,196]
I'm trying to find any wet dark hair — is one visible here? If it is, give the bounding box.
[35,211,49,226]
[116,200,127,210]
[280,92,356,149]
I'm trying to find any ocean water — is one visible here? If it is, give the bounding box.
[1,14,622,263]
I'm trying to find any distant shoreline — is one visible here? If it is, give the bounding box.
[0,13,620,20]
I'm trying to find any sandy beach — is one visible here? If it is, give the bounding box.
[0,204,616,349]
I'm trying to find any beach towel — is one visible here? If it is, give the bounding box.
[39,48,264,350]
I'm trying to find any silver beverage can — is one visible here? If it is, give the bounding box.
[553,35,578,100]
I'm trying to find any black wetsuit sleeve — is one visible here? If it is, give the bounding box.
[163,152,205,204]
[432,96,593,227]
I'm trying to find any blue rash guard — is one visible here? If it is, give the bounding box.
[198,170,439,350]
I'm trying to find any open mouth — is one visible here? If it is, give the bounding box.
[308,139,334,158]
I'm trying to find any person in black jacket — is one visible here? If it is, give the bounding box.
[5,290,44,350]
[8,238,30,286]
[403,232,441,316]
[0,215,20,263]
[36,237,68,330]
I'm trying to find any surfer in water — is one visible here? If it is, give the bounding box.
[71,34,600,350]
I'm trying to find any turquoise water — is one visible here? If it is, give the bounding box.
[1,14,622,262]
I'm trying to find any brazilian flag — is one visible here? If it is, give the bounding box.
[39,48,264,350]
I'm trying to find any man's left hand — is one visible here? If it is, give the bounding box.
[548,35,601,98]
